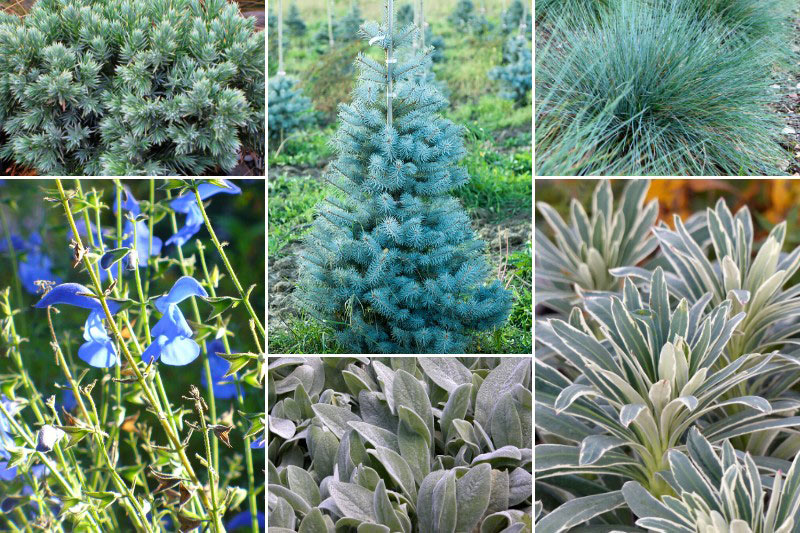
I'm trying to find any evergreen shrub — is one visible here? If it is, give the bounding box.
[0,0,265,176]
[298,8,511,354]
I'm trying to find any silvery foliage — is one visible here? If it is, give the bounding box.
[622,428,800,533]
[614,197,800,362]
[534,268,800,532]
[535,179,658,314]
[267,357,532,532]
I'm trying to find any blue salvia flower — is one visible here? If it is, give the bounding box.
[226,510,265,530]
[114,185,162,267]
[0,233,61,294]
[59,390,77,412]
[166,180,242,247]
[251,434,265,449]
[142,276,208,366]
[201,340,241,399]
[35,284,121,368]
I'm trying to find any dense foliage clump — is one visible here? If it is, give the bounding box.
[298,9,511,354]
[0,0,265,176]
[448,0,491,35]
[268,357,533,531]
[535,0,786,175]
[535,179,800,531]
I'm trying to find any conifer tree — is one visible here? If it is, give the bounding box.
[0,0,265,176]
[299,0,511,354]
[268,0,313,147]
[286,2,307,37]
[449,0,491,35]
[502,0,531,37]
[490,9,531,107]
[397,3,414,25]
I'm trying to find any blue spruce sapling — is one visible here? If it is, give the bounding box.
[0,0,265,176]
[489,34,532,106]
[268,0,313,147]
[299,0,511,353]
[502,0,531,37]
[286,2,307,37]
[268,78,313,145]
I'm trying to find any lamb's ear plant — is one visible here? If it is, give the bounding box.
[534,267,800,531]
[535,179,658,314]
[622,427,800,533]
[267,357,532,532]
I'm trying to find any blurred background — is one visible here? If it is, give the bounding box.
[536,179,800,244]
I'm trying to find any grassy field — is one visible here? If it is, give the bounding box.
[268,1,532,354]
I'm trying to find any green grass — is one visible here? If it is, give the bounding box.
[268,173,328,257]
[456,145,532,221]
[270,127,335,167]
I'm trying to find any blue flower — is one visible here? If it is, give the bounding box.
[166,180,241,247]
[226,510,265,531]
[114,186,162,267]
[251,434,265,449]
[36,425,65,453]
[141,277,208,366]
[35,284,120,368]
[0,233,61,294]
[59,390,77,412]
[201,340,241,400]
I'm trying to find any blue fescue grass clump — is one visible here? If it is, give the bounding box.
[536,0,788,176]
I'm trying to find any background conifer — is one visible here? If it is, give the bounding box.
[299,0,511,354]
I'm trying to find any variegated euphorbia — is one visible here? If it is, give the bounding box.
[615,197,800,362]
[622,428,800,533]
[267,357,532,532]
[535,179,659,314]
[534,268,800,531]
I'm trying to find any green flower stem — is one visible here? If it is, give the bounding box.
[164,189,219,471]
[0,292,90,518]
[0,401,99,531]
[12,509,31,533]
[144,179,155,297]
[46,308,150,533]
[2,511,22,533]
[197,241,260,533]
[0,204,26,334]
[54,179,224,532]
[196,391,223,533]
[193,186,265,339]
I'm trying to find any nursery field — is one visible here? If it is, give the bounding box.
[0,179,265,532]
[535,0,800,176]
[267,0,533,354]
[535,178,800,531]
